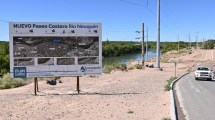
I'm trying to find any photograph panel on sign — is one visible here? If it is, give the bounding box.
[57,58,75,65]
[38,58,54,65]
[14,58,34,66]
[78,57,99,65]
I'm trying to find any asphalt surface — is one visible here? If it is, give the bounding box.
[175,73,215,120]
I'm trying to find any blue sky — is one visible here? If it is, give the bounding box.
[1,0,215,42]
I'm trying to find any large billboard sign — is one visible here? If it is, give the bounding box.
[9,22,102,78]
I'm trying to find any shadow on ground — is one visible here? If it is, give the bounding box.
[33,91,142,96]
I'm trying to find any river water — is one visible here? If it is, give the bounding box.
[102,50,156,67]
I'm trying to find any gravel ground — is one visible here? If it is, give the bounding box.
[1,49,210,120]
[0,68,173,120]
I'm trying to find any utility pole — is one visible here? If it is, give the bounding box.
[156,0,161,68]
[178,35,180,52]
[188,33,191,51]
[146,28,148,61]
[196,32,198,49]
[206,38,209,49]
[203,37,205,49]
[142,23,145,68]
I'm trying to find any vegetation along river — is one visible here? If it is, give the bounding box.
[102,49,156,67]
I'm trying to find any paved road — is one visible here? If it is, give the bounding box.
[175,74,215,120]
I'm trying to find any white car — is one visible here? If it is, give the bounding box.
[194,66,212,80]
[148,63,154,68]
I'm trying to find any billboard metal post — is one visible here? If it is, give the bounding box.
[34,77,37,95]
[77,76,80,94]
[36,78,39,92]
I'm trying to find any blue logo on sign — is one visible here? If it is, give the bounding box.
[14,67,26,78]
[80,66,86,72]
[53,40,61,43]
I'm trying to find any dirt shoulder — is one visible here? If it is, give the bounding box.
[0,49,209,120]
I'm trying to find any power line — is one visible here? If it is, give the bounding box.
[120,0,147,7]
[147,0,185,38]
[146,5,178,36]
[162,0,184,33]
[146,0,184,37]
[149,0,184,34]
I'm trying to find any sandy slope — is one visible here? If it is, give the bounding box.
[0,49,213,120]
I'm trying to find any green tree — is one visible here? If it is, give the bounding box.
[0,41,10,74]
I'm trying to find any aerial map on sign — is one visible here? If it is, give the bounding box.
[13,36,99,66]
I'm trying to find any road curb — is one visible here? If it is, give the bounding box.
[170,72,189,120]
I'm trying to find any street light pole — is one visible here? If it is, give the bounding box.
[146,28,148,61]
[196,32,198,49]
[189,33,191,50]
[178,35,180,52]
[142,23,145,68]
[156,0,161,68]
